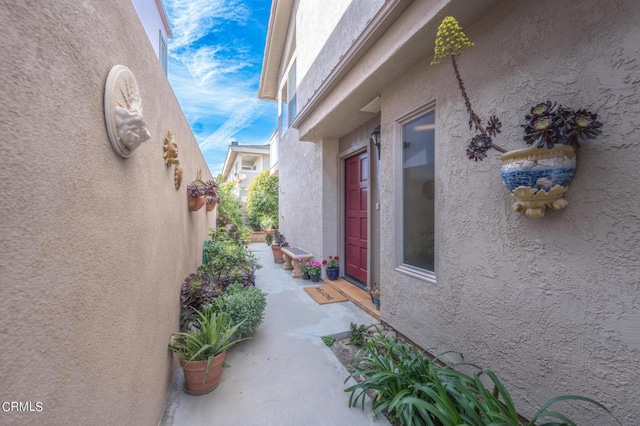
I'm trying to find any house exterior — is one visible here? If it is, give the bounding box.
[259,0,640,424]
[221,141,271,202]
[131,0,172,74]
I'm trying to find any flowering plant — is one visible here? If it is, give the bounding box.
[322,256,339,269]
[432,17,603,161]
[305,260,322,276]
[299,257,310,273]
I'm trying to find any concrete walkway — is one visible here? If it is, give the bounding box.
[160,243,391,426]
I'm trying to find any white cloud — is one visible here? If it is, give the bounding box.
[199,99,263,150]
[167,0,250,51]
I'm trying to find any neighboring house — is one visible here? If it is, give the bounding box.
[131,0,172,74]
[259,0,640,424]
[221,141,271,202]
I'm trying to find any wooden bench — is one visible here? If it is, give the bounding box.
[280,246,314,278]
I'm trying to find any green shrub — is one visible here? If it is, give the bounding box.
[216,283,267,338]
[246,171,278,230]
[348,323,368,346]
[345,335,617,426]
[216,180,244,228]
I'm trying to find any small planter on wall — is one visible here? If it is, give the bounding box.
[500,145,576,218]
[187,169,205,212]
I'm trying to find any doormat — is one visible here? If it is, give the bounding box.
[304,285,348,305]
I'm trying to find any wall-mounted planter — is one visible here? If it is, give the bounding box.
[500,145,576,218]
[205,198,217,212]
[188,196,206,211]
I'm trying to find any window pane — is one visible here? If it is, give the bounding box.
[402,111,435,271]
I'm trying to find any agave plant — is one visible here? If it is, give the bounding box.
[169,309,248,377]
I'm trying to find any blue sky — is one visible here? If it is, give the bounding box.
[164,0,276,176]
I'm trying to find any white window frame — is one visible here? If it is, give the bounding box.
[278,53,297,136]
[393,101,437,284]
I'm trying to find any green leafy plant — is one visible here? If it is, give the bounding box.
[345,334,618,426]
[214,283,267,339]
[348,323,368,346]
[322,336,337,346]
[246,171,279,230]
[265,232,273,246]
[216,180,244,228]
[323,256,339,269]
[168,309,248,377]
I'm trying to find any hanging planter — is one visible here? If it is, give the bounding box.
[203,180,220,212]
[500,145,576,218]
[187,169,205,212]
[431,17,603,218]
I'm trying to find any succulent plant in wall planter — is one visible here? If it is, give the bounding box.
[432,17,603,218]
[187,169,206,212]
[202,180,220,212]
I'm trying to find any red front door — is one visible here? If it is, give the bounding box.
[345,151,368,284]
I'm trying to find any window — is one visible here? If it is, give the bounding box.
[287,60,297,125]
[279,84,288,135]
[278,60,297,135]
[396,107,436,280]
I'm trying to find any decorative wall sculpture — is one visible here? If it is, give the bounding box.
[104,65,151,158]
[163,130,179,166]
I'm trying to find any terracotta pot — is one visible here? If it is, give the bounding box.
[188,196,206,212]
[500,145,576,218]
[206,202,215,212]
[271,245,284,264]
[180,352,226,395]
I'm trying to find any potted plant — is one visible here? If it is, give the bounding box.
[265,231,273,247]
[268,230,288,264]
[369,282,380,310]
[203,180,220,212]
[306,260,322,282]
[432,17,603,218]
[299,256,311,280]
[168,309,247,395]
[323,256,340,281]
[187,180,205,211]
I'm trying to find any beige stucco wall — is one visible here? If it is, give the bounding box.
[378,0,640,424]
[0,1,215,425]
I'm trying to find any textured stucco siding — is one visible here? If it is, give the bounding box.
[295,0,352,87]
[379,0,640,424]
[296,0,384,111]
[0,1,214,425]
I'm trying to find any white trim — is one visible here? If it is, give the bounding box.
[393,101,437,283]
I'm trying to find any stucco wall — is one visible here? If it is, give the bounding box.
[0,1,215,425]
[294,0,352,86]
[379,0,640,423]
[278,127,325,258]
[296,0,384,110]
